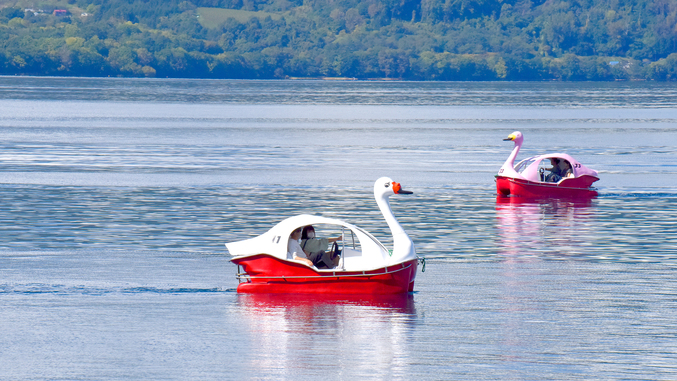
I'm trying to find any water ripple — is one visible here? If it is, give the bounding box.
[1,78,677,107]
[0,284,230,295]
[0,186,675,263]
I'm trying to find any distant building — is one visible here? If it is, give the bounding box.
[53,9,67,16]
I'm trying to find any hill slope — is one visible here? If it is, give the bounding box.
[0,0,676,80]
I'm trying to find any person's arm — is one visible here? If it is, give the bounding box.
[290,239,313,266]
[294,243,313,266]
[327,235,342,243]
[294,255,313,266]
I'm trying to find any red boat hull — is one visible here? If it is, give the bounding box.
[496,175,598,198]
[232,254,418,294]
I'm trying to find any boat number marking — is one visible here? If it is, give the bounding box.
[498,169,504,174]
[272,236,281,243]
[574,163,581,168]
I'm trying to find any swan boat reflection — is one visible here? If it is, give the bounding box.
[495,195,597,258]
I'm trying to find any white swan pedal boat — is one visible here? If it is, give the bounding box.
[225,177,422,294]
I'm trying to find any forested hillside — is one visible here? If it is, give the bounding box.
[1,0,676,80]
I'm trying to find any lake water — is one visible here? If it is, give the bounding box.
[1,77,677,380]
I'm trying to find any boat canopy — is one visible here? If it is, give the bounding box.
[513,153,598,182]
[226,214,393,271]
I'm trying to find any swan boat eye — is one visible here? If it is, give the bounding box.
[384,182,390,188]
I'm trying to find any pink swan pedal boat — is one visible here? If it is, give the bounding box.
[496,131,600,198]
[225,177,422,294]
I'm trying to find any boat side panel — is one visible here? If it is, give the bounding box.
[232,255,418,294]
[496,176,511,196]
[559,175,599,189]
[496,176,598,197]
[232,254,318,277]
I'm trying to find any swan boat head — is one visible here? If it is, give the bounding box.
[498,131,524,179]
[226,177,417,271]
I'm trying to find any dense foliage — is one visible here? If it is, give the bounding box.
[0,0,676,80]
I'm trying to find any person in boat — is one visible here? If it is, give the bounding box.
[559,160,574,178]
[287,227,336,269]
[301,225,341,267]
[545,158,563,182]
[301,226,341,252]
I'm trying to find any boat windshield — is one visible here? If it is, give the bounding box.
[514,158,536,174]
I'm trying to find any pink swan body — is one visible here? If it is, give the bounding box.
[496,131,600,198]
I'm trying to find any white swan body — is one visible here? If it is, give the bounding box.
[373,177,417,266]
[226,177,416,271]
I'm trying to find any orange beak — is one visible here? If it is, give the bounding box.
[392,182,413,194]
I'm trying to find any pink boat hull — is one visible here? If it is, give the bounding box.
[496,175,599,198]
[232,254,418,294]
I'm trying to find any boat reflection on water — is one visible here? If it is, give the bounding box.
[234,293,417,377]
[237,292,416,314]
[495,195,598,258]
[496,194,596,208]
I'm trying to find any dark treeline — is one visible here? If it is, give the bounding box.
[1,0,676,80]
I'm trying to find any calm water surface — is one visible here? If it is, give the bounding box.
[1,77,676,380]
